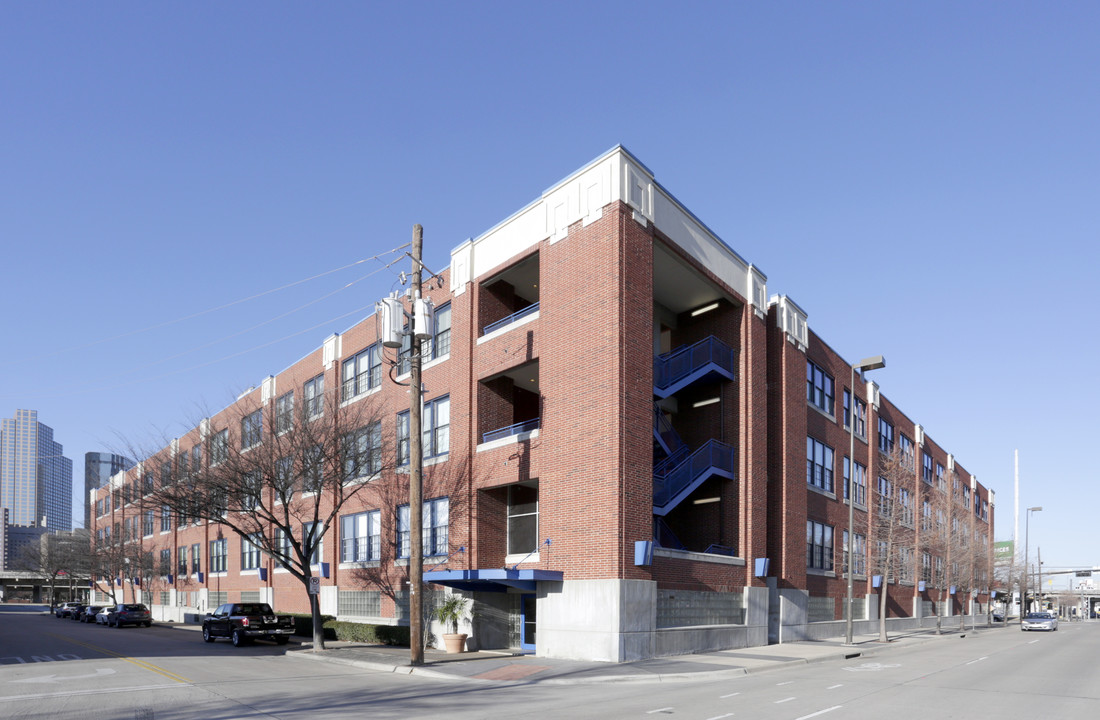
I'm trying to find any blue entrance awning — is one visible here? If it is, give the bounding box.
[423,568,563,593]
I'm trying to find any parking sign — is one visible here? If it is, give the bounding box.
[308,577,320,595]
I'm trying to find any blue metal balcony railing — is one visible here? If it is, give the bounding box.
[483,301,540,336]
[654,517,685,550]
[653,439,736,514]
[653,403,686,458]
[653,335,736,397]
[482,418,541,444]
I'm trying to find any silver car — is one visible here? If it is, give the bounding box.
[1021,611,1058,631]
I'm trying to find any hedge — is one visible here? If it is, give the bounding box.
[282,613,409,645]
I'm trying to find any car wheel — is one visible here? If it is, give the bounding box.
[203,626,215,643]
[144,621,151,628]
[275,636,289,645]
[231,629,247,647]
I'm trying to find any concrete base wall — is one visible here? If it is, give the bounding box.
[539,579,655,662]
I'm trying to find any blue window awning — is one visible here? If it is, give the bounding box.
[423,568,563,593]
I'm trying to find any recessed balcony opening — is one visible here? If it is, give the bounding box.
[480,253,540,336]
[478,361,540,444]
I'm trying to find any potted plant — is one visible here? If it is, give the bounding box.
[434,593,470,653]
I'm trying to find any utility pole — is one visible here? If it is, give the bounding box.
[409,224,425,666]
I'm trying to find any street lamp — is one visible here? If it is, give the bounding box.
[1023,506,1042,619]
[845,355,885,646]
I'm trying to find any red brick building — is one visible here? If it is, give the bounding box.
[90,147,994,661]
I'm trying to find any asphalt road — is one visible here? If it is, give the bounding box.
[2,606,1098,719]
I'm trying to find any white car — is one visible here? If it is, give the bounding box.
[1021,612,1058,631]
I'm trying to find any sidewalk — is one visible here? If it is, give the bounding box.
[275,625,1006,685]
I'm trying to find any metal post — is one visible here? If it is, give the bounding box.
[409,225,425,666]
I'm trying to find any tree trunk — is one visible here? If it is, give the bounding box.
[936,590,943,635]
[878,579,889,642]
[310,592,325,651]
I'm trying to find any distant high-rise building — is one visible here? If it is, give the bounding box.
[84,452,133,530]
[0,409,73,532]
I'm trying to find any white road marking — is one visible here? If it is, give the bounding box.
[0,683,184,703]
[794,706,842,720]
[706,714,735,720]
[777,680,794,686]
[842,662,900,672]
[965,657,988,666]
[775,697,796,704]
[1028,639,1040,644]
[13,668,116,684]
[827,684,843,690]
[720,692,741,698]
[646,708,674,714]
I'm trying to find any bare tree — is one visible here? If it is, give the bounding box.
[926,467,980,632]
[149,382,388,649]
[866,448,917,642]
[13,531,89,607]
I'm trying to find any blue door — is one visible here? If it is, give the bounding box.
[520,594,536,653]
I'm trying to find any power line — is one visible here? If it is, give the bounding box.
[1,244,410,369]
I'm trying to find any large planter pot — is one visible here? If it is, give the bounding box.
[442,633,468,653]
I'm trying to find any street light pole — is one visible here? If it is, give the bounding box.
[845,355,885,646]
[409,225,425,666]
[1023,506,1041,620]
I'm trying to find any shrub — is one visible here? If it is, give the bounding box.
[322,619,410,646]
[284,612,336,639]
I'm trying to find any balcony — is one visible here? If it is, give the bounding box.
[483,301,540,336]
[482,418,541,444]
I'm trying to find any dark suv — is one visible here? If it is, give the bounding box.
[108,603,152,628]
[55,601,83,619]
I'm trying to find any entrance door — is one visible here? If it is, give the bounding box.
[520,594,536,653]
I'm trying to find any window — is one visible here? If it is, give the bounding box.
[807,520,834,571]
[303,522,324,565]
[341,510,381,562]
[428,302,451,360]
[921,552,932,582]
[424,396,450,459]
[274,456,294,498]
[343,422,382,480]
[963,485,971,509]
[843,530,866,575]
[302,445,324,494]
[877,418,894,454]
[160,505,172,533]
[342,344,382,400]
[209,538,228,573]
[806,360,834,415]
[877,476,893,516]
[397,411,410,466]
[397,497,449,558]
[899,435,914,470]
[209,429,228,466]
[507,484,539,556]
[899,488,913,526]
[241,410,263,450]
[806,437,834,493]
[176,452,188,484]
[159,549,172,576]
[898,547,914,582]
[142,509,154,537]
[843,457,867,506]
[191,444,201,473]
[241,533,263,571]
[843,390,866,436]
[922,455,934,484]
[143,472,155,495]
[190,543,201,574]
[921,500,932,531]
[275,391,294,435]
[397,326,413,375]
[304,374,325,419]
[177,547,188,576]
[936,463,946,492]
[241,471,262,511]
[274,528,293,568]
[981,500,989,522]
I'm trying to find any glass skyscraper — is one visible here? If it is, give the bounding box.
[84,451,133,530]
[0,409,73,532]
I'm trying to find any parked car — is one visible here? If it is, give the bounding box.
[96,607,115,625]
[1021,611,1058,631]
[55,602,83,619]
[78,605,104,623]
[106,603,152,628]
[202,603,295,647]
[69,603,89,621]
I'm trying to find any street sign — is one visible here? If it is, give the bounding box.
[308,577,320,595]
[1076,570,1092,578]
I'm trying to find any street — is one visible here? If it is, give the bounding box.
[3,605,1100,719]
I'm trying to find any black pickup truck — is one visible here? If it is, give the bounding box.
[201,602,296,647]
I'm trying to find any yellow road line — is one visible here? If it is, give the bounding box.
[46,633,191,684]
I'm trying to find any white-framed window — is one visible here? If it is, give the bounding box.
[843,389,866,436]
[397,411,410,466]
[142,509,154,537]
[159,549,172,576]
[843,457,867,506]
[806,360,834,415]
[209,429,228,466]
[424,396,450,459]
[343,422,382,480]
[842,530,866,575]
[899,434,914,470]
[922,454,934,484]
[341,510,381,562]
[342,344,382,401]
[807,520,833,571]
[304,374,324,419]
[209,538,228,573]
[275,391,294,435]
[303,522,324,565]
[899,488,913,526]
[273,528,293,568]
[806,436,834,493]
[190,543,201,574]
[397,497,449,558]
[877,418,894,454]
[426,302,451,360]
[241,409,263,450]
[241,532,263,571]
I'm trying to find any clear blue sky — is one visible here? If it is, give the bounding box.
[2,3,1096,587]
